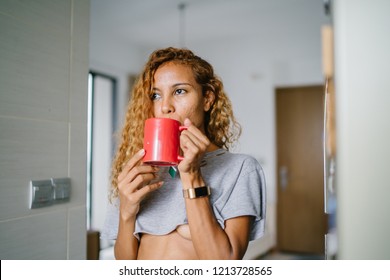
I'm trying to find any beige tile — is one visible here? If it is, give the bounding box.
[70,60,89,124]
[0,0,70,26]
[0,117,68,220]
[71,0,90,62]
[0,8,70,122]
[70,1,89,125]
[68,206,87,260]
[0,210,68,259]
[69,123,88,206]
[0,0,89,262]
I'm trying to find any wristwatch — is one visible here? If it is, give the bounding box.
[182,186,211,199]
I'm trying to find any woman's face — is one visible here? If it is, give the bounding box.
[151,62,214,133]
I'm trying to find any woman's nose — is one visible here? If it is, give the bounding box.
[161,97,174,115]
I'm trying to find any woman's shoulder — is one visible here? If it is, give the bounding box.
[210,148,259,163]
[204,149,262,173]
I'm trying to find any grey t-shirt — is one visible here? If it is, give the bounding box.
[101,149,266,241]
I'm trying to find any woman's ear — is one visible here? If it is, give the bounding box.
[203,91,215,112]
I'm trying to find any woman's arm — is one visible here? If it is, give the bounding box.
[114,149,163,259]
[178,119,251,259]
[114,216,139,259]
[181,174,251,259]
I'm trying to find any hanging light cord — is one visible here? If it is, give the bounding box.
[178,3,187,47]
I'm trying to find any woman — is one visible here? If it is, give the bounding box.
[102,47,266,259]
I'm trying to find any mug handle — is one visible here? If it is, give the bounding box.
[177,126,188,161]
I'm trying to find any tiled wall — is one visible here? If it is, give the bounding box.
[0,0,90,259]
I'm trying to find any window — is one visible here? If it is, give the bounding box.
[87,72,117,232]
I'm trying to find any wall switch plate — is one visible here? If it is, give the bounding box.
[51,177,71,202]
[30,180,54,209]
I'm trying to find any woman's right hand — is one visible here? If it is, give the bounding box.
[117,149,163,221]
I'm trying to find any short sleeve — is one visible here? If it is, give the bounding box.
[212,157,266,241]
[100,198,119,240]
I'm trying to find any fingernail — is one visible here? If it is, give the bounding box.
[184,118,190,125]
[139,149,145,156]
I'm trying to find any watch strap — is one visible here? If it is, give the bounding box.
[183,186,211,199]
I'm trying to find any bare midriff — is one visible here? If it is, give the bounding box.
[137,224,198,259]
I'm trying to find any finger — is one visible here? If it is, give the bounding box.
[121,164,158,185]
[133,181,164,201]
[183,118,192,127]
[180,130,209,153]
[183,118,210,146]
[131,171,159,190]
[118,149,146,181]
[118,166,159,193]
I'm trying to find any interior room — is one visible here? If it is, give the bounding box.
[88,0,330,260]
[1,0,389,260]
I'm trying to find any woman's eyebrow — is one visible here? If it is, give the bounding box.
[152,82,194,91]
[172,82,194,88]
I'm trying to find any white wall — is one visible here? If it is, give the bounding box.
[90,2,328,259]
[334,0,390,259]
[89,28,144,130]
[0,0,90,259]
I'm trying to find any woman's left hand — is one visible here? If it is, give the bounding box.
[178,118,210,176]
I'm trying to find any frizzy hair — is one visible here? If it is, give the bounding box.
[110,47,241,199]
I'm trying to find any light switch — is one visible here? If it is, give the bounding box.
[51,177,71,202]
[30,180,53,209]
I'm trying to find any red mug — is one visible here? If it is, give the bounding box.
[143,118,187,166]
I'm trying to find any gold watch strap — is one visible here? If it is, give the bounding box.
[183,186,211,199]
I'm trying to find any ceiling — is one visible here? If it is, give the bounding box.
[90,0,330,49]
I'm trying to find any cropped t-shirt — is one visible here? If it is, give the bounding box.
[101,149,266,241]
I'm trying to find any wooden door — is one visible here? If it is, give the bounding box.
[276,86,327,254]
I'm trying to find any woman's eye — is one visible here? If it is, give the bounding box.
[175,89,186,95]
[150,93,161,101]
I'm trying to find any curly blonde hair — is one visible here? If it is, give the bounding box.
[110,47,241,198]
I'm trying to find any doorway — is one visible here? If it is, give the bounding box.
[276,85,327,254]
